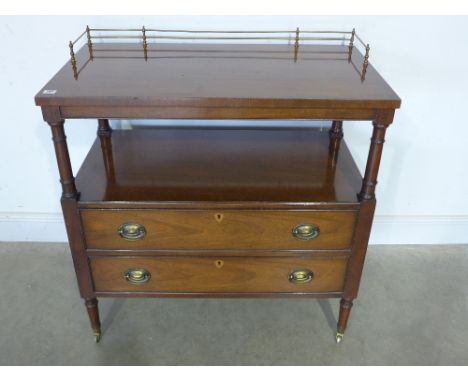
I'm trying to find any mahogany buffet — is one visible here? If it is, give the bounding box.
[35,27,401,343]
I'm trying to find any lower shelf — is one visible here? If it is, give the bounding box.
[90,255,348,294]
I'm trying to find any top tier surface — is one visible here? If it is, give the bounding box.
[35,42,401,110]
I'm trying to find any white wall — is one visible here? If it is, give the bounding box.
[0,16,467,244]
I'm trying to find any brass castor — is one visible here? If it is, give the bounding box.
[335,332,344,343]
[93,331,101,343]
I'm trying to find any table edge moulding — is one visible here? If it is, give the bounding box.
[35,26,401,344]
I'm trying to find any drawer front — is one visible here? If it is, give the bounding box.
[81,210,356,250]
[90,256,348,293]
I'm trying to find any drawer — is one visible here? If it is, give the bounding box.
[81,209,356,250]
[90,256,348,293]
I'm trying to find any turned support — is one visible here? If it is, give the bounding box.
[329,120,344,141]
[328,120,343,167]
[85,298,102,342]
[97,119,115,183]
[97,118,112,137]
[358,121,389,201]
[48,120,77,199]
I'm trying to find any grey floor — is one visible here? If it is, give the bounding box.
[0,242,467,365]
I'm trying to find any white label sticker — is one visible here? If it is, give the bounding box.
[43,89,57,95]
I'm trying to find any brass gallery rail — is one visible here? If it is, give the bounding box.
[68,26,371,81]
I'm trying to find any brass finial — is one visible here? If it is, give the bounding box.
[142,26,148,61]
[361,43,370,81]
[69,41,78,79]
[348,28,355,61]
[86,25,93,60]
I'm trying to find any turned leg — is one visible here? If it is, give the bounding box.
[85,298,102,342]
[336,298,353,343]
[338,110,394,343]
[327,120,354,343]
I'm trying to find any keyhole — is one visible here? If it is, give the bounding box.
[215,260,224,268]
[214,213,224,223]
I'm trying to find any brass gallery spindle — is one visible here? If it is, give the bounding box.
[348,28,355,61]
[69,41,78,79]
[294,27,300,62]
[361,44,370,81]
[86,25,93,60]
[142,26,148,60]
[294,27,300,48]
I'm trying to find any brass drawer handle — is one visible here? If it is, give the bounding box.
[289,269,314,284]
[118,222,146,241]
[124,268,151,284]
[292,223,320,240]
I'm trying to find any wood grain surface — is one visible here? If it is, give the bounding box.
[90,256,348,293]
[81,209,356,250]
[35,43,401,112]
[75,128,363,204]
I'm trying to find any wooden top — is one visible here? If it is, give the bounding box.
[35,43,400,111]
[75,127,362,206]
